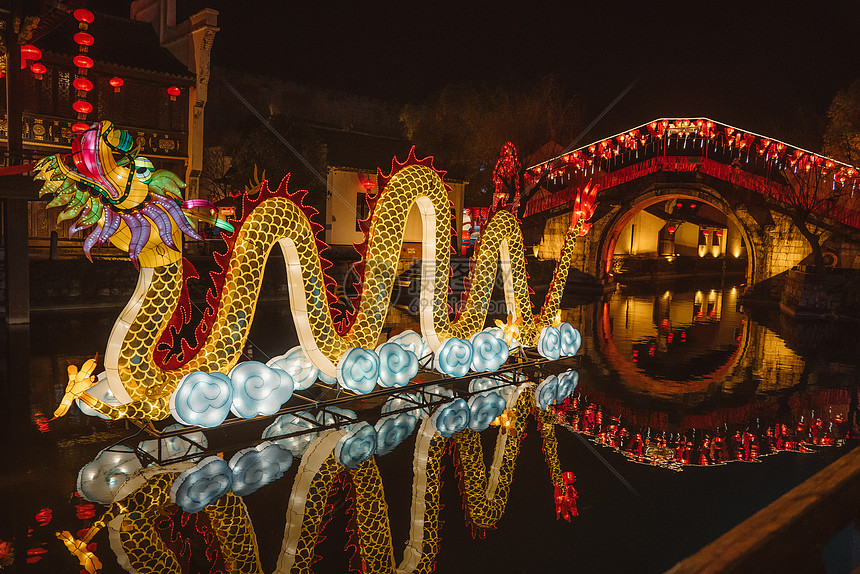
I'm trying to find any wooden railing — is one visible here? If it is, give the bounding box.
[666,445,860,573]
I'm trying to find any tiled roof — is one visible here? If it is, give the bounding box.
[318,127,412,173]
[36,11,194,80]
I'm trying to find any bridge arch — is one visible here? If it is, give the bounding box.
[592,181,760,286]
[523,118,860,292]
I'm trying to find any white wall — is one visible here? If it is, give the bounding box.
[326,167,465,253]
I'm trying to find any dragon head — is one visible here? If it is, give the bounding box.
[34,121,214,268]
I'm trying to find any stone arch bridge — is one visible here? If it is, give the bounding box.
[522,118,860,293]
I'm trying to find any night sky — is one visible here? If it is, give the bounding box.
[93,0,860,148]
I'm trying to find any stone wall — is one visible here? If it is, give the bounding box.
[780,268,860,319]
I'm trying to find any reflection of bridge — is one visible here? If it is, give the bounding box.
[586,288,806,402]
[523,118,860,291]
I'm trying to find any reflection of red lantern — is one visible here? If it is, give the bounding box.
[73,55,94,69]
[167,86,180,100]
[667,225,676,234]
[20,44,42,61]
[29,62,46,79]
[74,32,94,50]
[72,100,93,114]
[109,77,124,92]
[73,77,93,92]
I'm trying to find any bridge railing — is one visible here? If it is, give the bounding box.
[665,445,860,574]
[525,155,860,229]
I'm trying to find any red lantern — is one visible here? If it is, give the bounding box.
[73,55,94,69]
[72,100,93,114]
[715,230,723,237]
[167,86,180,100]
[73,8,94,28]
[676,202,682,208]
[20,44,42,61]
[29,62,46,79]
[701,229,710,236]
[74,32,94,51]
[109,77,124,92]
[362,179,375,190]
[73,77,93,92]
[71,123,90,134]
[19,58,27,69]
[690,203,697,209]
[667,225,677,234]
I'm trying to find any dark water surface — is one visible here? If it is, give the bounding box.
[1,277,857,573]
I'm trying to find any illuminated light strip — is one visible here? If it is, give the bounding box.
[528,117,859,175]
[103,267,154,404]
[274,429,345,572]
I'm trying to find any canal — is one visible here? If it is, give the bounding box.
[1,277,857,573]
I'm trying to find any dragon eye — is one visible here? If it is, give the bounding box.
[133,158,155,183]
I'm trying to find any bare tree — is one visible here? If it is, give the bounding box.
[780,160,859,272]
[198,146,235,202]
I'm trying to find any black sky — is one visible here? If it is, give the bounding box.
[94,0,860,148]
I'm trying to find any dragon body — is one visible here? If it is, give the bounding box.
[34,122,586,421]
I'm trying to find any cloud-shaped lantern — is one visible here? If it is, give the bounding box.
[262,411,320,457]
[170,456,233,514]
[389,330,432,368]
[375,394,423,456]
[228,441,293,496]
[267,346,319,390]
[535,375,560,410]
[432,398,470,438]
[337,348,380,394]
[537,326,562,361]
[229,361,294,419]
[335,422,377,469]
[559,323,581,356]
[434,338,473,377]
[77,446,143,505]
[555,369,579,403]
[467,392,506,432]
[170,371,233,428]
[470,331,509,372]
[376,341,418,387]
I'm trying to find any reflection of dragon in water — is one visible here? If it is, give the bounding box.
[37,122,588,573]
[62,386,571,573]
[34,121,591,422]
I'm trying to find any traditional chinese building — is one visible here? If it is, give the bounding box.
[1,1,217,246]
[0,1,216,322]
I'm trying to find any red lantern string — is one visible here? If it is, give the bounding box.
[71,11,95,120]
